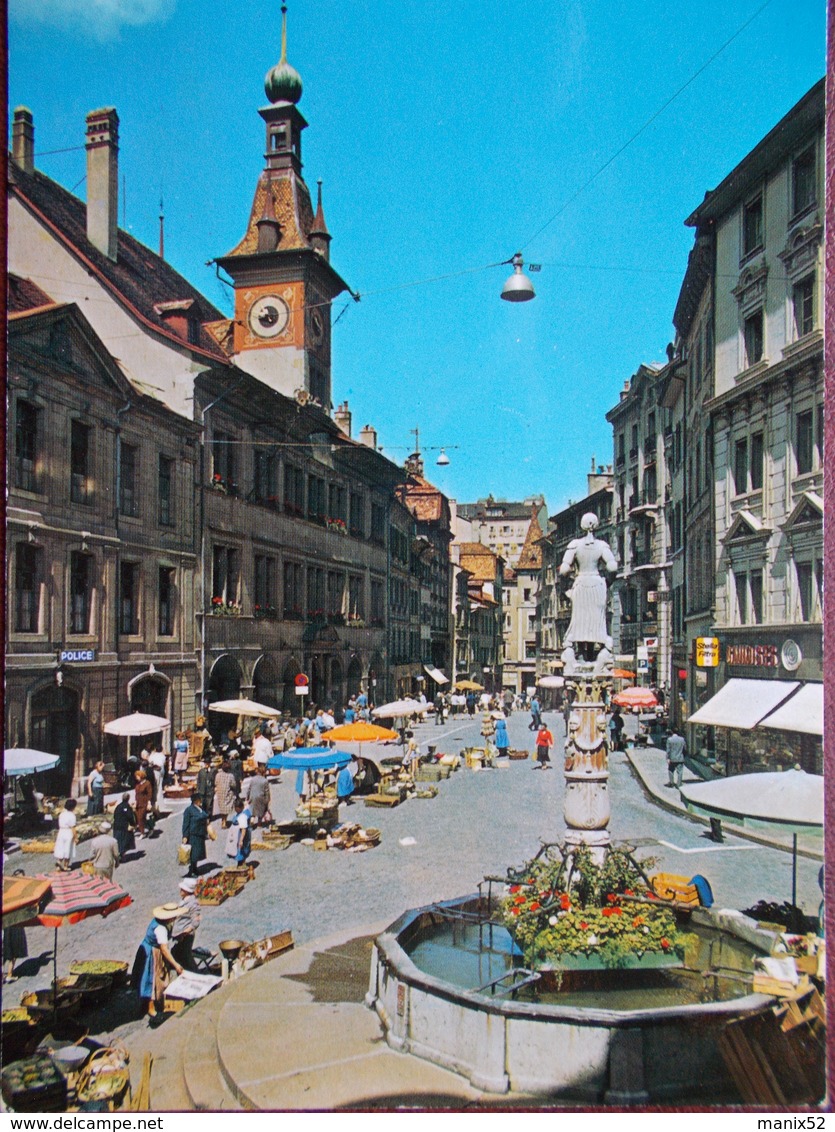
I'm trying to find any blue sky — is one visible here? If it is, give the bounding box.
[9,0,825,512]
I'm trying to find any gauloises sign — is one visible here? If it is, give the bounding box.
[725,643,778,668]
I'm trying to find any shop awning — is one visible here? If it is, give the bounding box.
[758,683,823,736]
[687,678,800,730]
[424,665,448,684]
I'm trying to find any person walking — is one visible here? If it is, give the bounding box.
[173,731,190,784]
[608,706,625,752]
[148,743,167,811]
[226,799,251,865]
[53,798,78,871]
[86,761,106,815]
[88,822,120,879]
[134,769,154,839]
[466,691,476,717]
[534,724,554,770]
[112,793,137,859]
[666,726,687,788]
[171,879,201,971]
[252,726,273,771]
[529,695,542,732]
[195,754,216,818]
[434,692,444,725]
[181,792,212,877]
[246,767,271,828]
[214,761,238,827]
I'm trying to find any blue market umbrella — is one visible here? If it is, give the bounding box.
[267,746,352,797]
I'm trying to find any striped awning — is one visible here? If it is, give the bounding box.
[3,875,53,928]
[424,665,449,684]
[33,872,132,928]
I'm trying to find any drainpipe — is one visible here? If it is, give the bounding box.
[114,401,132,657]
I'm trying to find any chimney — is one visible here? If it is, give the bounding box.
[12,108,34,174]
[334,400,352,437]
[85,108,119,261]
[359,424,377,450]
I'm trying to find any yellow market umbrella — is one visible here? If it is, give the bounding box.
[454,680,484,692]
[327,722,398,743]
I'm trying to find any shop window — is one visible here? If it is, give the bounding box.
[69,552,92,634]
[70,421,92,505]
[119,442,139,517]
[158,567,175,636]
[793,275,815,339]
[15,543,41,633]
[119,561,139,635]
[791,145,816,217]
[742,194,763,257]
[796,410,814,475]
[158,455,174,526]
[15,400,39,492]
[743,309,764,368]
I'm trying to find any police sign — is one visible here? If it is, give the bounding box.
[60,649,96,663]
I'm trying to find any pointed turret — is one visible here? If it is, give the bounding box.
[310,179,332,260]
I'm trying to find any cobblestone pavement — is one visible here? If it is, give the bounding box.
[3,708,822,1048]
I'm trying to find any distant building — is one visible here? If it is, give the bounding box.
[455,543,504,692]
[502,507,544,695]
[456,495,547,568]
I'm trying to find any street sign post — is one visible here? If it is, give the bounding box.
[295,673,309,697]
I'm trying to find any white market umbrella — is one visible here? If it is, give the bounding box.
[3,748,61,776]
[680,768,824,908]
[208,699,281,718]
[537,675,565,689]
[104,713,171,737]
[372,699,430,720]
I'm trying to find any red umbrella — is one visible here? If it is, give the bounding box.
[612,686,658,709]
[23,872,132,998]
[612,668,636,680]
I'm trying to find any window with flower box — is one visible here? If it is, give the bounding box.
[211,430,238,495]
[283,464,305,516]
[253,449,278,507]
[307,476,326,524]
[349,493,365,538]
[347,574,364,623]
[283,560,303,618]
[370,578,385,626]
[327,571,345,623]
[211,545,239,612]
[254,555,277,618]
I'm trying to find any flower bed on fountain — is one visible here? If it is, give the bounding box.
[498,845,693,970]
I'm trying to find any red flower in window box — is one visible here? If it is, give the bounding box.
[212,596,222,605]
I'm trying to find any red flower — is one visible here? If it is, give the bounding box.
[514,895,526,905]
[560,893,570,910]
[602,908,614,917]
[606,893,616,903]
[579,921,588,930]
[510,908,519,917]
[509,885,520,894]
[611,908,622,916]
[624,889,634,896]
[661,938,670,950]
[529,902,541,912]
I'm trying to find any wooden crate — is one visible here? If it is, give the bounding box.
[508,750,528,760]
[650,873,700,906]
[364,793,401,808]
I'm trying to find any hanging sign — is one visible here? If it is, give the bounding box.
[695,638,720,667]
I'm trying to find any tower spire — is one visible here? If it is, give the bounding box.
[265,2,303,105]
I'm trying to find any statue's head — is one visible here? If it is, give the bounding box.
[580,512,599,532]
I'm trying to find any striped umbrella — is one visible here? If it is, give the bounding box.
[23,872,132,999]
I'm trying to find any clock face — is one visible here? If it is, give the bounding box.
[308,307,325,346]
[248,294,290,339]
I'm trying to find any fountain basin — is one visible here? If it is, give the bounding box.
[367,895,780,1103]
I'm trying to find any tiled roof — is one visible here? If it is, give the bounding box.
[9,160,231,364]
[225,171,315,257]
[458,496,545,521]
[396,474,447,524]
[458,542,500,582]
[8,274,56,312]
[517,508,544,570]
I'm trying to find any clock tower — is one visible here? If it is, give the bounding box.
[216,5,350,406]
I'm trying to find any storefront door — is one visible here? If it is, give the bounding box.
[30,686,80,794]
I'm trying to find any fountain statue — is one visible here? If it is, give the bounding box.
[558,511,618,677]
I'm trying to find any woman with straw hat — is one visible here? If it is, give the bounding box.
[131,902,187,1016]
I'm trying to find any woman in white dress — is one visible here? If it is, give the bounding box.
[53,798,78,872]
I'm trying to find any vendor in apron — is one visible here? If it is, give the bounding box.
[131,903,187,1016]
